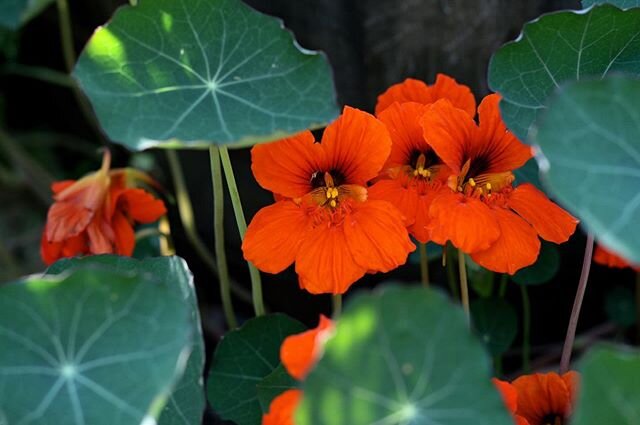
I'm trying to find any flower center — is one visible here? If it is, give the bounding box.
[412,153,432,178]
[541,414,563,425]
[449,159,514,198]
[305,171,366,209]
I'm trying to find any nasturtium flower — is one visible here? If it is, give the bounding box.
[493,371,579,425]
[594,244,640,270]
[40,150,166,265]
[262,316,334,425]
[375,73,476,116]
[243,106,415,294]
[421,94,578,274]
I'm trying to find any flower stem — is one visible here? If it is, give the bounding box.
[210,147,238,329]
[445,243,460,299]
[520,284,531,373]
[332,294,342,318]
[457,249,470,324]
[635,272,640,343]
[560,233,594,374]
[498,274,508,298]
[218,146,265,317]
[165,151,252,304]
[419,243,430,287]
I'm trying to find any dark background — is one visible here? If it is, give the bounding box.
[1,2,637,421]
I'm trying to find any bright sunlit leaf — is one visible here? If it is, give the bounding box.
[73,0,338,150]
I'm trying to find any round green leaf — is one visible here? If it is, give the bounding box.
[207,313,305,425]
[488,4,640,141]
[471,298,518,356]
[0,262,192,425]
[514,158,543,191]
[512,242,560,285]
[73,0,338,150]
[47,255,206,425]
[296,286,512,425]
[574,345,640,425]
[533,76,640,264]
[605,286,636,327]
[0,0,53,30]
[582,0,640,8]
[256,364,297,413]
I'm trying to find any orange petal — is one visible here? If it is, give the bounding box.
[421,99,476,174]
[512,372,572,425]
[367,179,419,227]
[428,191,500,253]
[507,183,578,244]
[251,131,325,198]
[40,230,87,265]
[408,186,443,243]
[262,389,302,425]
[117,188,167,223]
[321,106,391,185]
[471,208,540,274]
[86,215,115,255]
[375,74,476,117]
[295,224,366,294]
[561,371,580,416]
[343,200,416,273]
[112,211,135,256]
[475,94,532,173]
[243,201,313,274]
[593,244,639,270]
[51,180,75,194]
[280,315,334,380]
[377,102,431,169]
[493,378,518,415]
[46,201,94,242]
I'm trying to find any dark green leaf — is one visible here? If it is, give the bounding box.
[0,259,192,425]
[256,364,297,413]
[471,298,518,356]
[408,242,442,265]
[488,5,640,141]
[574,345,640,424]
[466,255,495,298]
[533,76,640,264]
[296,286,512,425]
[0,0,53,30]
[47,255,207,425]
[514,158,543,191]
[207,313,305,425]
[73,0,338,150]
[582,0,640,8]
[605,286,636,327]
[512,242,560,285]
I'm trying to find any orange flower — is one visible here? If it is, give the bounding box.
[262,316,334,425]
[243,106,415,294]
[40,151,166,265]
[593,244,640,271]
[494,372,580,425]
[421,94,578,274]
[375,74,476,116]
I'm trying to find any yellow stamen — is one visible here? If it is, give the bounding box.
[468,178,476,187]
[326,189,332,199]
[485,183,492,191]
[329,199,337,208]
[331,188,339,198]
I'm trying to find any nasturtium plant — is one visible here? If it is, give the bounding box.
[471,298,518,357]
[0,0,53,30]
[256,364,298,413]
[573,346,640,424]
[73,0,339,150]
[512,242,560,285]
[207,313,305,425]
[46,255,207,425]
[582,0,640,8]
[296,287,512,425]
[488,4,640,141]
[0,259,193,425]
[532,76,640,264]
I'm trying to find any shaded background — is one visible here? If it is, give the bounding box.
[2,2,636,419]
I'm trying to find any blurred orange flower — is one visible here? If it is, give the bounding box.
[263,315,334,425]
[243,106,415,294]
[593,244,640,271]
[421,94,578,274]
[40,150,166,265]
[493,371,579,425]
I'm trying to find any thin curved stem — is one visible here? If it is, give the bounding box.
[210,147,238,328]
[165,151,252,304]
[520,285,531,373]
[560,233,594,374]
[332,294,342,318]
[219,146,265,317]
[457,249,470,324]
[446,244,459,299]
[419,243,430,288]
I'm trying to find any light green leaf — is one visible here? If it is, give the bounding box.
[582,0,640,8]
[256,364,297,413]
[512,242,560,285]
[0,259,192,425]
[73,0,338,150]
[488,5,640,141]
[533,76,640,264]
[296,286,512,425]
[0,0,54,30]
[46,255,207,425]
[207,313,305,425]
[471,298,518,356]
[574,345,640,424]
